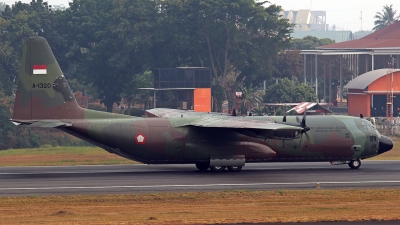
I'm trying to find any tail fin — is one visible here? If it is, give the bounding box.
[12,37,85,122]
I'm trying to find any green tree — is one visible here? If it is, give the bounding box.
[290,36,335,50]
[211,85,226,112]
[373,4,399,31]
[157,0,292,108]
[0,7,38,95]
[0,91,15,149]
[273,50,303,79]
[0,38,17,96]
[237,84,263,115]
[0,2,6,11]
[64,0,158,112]
[264,77,317,103]
[122,71,153,115]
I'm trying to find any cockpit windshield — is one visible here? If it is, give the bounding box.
[360,121,378,132]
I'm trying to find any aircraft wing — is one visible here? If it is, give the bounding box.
[11,119,72,128]
[147,108,303,139]
[175,116,303,140]
[146,108,227,118]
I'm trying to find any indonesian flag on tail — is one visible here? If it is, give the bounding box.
[33,65,47,74]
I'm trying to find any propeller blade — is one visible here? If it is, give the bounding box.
[305,130,310,141]
[299,133,303,150]
[301,109,307,127]
[283,105,287,122]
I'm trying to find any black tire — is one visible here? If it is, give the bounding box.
[209,166,226,172]
[348,159,361,169]
[227,166,242,172]
[195,162,210,171]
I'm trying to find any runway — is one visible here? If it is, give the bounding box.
[0,161,400,196]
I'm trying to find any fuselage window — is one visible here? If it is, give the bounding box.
[370,136,377,142]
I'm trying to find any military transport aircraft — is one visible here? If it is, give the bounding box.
[11,37,393,172]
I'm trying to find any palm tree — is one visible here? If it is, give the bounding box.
[237,84,263,116]
[373,5,399,31]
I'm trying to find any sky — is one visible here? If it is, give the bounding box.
[269,0,399,31]
[3,0,399,32]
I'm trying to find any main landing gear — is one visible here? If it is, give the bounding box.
[210,166,226,172]
[195,162,210,171]
[195,163,243,172]
[348,159,361,169]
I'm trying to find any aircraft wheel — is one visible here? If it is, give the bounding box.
[195,162,210,171]
[348,159,361,169]
[209,166,226,172]
[227,166,242,172]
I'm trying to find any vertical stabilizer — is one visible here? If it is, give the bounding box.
[12,37,84,121]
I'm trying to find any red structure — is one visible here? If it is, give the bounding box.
[345,69,400,117]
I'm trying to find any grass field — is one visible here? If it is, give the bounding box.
[0,146,134,166]
[1,189,400,224]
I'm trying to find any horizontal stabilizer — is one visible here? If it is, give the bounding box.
[11,120,72,128]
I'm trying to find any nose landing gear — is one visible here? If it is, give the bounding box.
[348,159,361,169]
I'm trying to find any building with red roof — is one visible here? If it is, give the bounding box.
[301,21,400,110]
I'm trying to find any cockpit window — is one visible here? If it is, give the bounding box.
[361,121,370,131]
[361,121,377,132]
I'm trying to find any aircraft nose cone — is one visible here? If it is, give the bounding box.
[378,135,393,155]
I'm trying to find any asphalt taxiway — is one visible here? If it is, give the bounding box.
[0,161,399,196]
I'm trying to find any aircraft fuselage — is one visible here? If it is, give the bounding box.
[64,115,388,165]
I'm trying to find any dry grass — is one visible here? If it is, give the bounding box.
[1,189,400,224]
[0,146,135,166]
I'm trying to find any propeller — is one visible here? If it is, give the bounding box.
[298,109,310,149]
[278,105,310,150]
[283,105,287,122]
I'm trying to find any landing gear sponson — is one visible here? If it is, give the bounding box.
[195,162,243,172]
[197,156,245,172]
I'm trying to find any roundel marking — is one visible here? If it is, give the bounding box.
[135,133,146,145]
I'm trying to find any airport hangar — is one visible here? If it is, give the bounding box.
[344,68,400,117]
[302,21,400,113]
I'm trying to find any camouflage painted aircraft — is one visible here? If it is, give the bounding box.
[11,37,393,172]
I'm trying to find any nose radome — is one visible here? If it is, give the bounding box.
[378,135,393,155]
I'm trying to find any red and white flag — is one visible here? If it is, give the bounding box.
[33,65,47,74]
